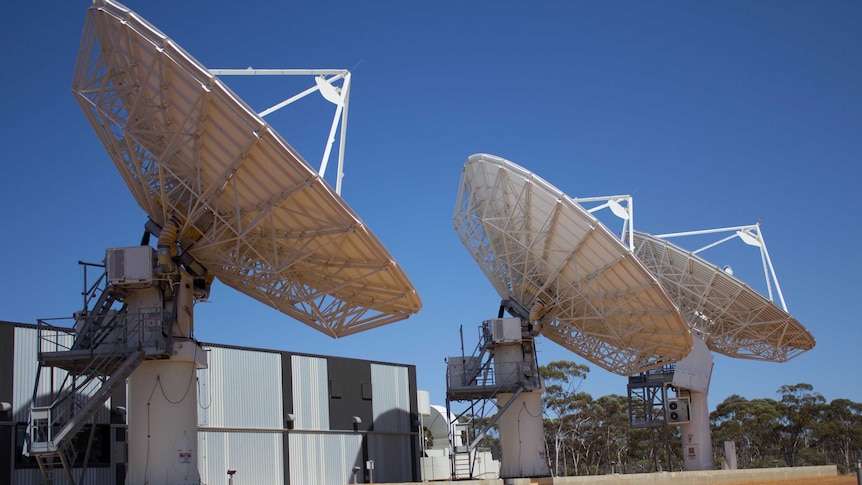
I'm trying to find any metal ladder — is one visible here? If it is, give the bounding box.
[452,450,473,479]
[33,444,77,485]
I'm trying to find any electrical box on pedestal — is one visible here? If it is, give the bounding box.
[447,356,481,388]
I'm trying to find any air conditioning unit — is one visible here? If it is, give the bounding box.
[489,318,522,343]
[106,246,155,287]
[667,397,691,424]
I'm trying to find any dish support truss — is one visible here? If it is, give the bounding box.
[653,224,786,310]
[631,225,814,362]
[209,68,352,195]
[585,196,813,362]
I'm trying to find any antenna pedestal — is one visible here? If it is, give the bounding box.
[679,390,713,471]
[671,336,715,471]
[127,341,207,485]
[446,316,548,479]
[497,391,548,478]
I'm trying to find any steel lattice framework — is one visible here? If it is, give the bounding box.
[71,0,421,337]
[454,154,692,375]
[632,231,814,362]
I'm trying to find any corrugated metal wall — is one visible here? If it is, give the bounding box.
[198,346,284,485]
[288,433,362,485]
[370,363,410,432]
[199,431,284,485]
[368,434,413,483]
[198,346,283,428]
[13,467,114,485]
[12,326,38,423]
[291,355,329,430]
[368,363,414,483]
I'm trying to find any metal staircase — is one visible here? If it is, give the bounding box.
[70,285,127,351]
[25,276,166,484]
[27,321,147,483]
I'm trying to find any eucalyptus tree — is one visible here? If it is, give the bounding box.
[776,383,825,466]
[711,395,783,467]
[590,394,633,474]
[540,360,590,476]
[817,398,862,472]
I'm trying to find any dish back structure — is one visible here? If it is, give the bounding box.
[631,231,814,361]
[453,154,692,375]
[71,0,421,337]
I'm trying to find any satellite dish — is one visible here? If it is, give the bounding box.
[71,0,421,337]
[632,231,815,362]
[454,154,692,375]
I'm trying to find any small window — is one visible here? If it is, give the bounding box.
[361,382,373,400]
[329,379,343,399]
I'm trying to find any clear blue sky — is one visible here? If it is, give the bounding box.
[1,1,860,412]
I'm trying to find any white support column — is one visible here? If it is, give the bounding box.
[496,391,549,478]
[680,390,714,471]
[127,341,207,485]
[493,336,549,479]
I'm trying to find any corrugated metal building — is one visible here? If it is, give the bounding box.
[0,321,420,485]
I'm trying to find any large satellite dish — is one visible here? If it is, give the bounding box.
[454,154,692,375]
[71,0,421,337]
[632,230,815,361]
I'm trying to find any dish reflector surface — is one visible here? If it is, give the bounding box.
[71,0,421,338]
[632,231,814,362]
[454,154,692,375]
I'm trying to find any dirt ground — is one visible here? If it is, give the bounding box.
[744,477,857,485]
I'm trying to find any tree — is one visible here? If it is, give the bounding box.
[540,360,590,476]
[711,395,783,468]
[817,398,862,472]
[537,378,862,475]
[590,394,632,474]
[776,383,825,466]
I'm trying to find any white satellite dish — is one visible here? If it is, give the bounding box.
[632,230,814,362]
[71,0,421,338]
[629,225,814,472]
[454,154,691,375]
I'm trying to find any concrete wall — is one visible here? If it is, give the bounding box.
[530,465,839,485]
[381,465,839,485]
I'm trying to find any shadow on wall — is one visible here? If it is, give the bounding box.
[348,407,418,484]
[12,392,121,470]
